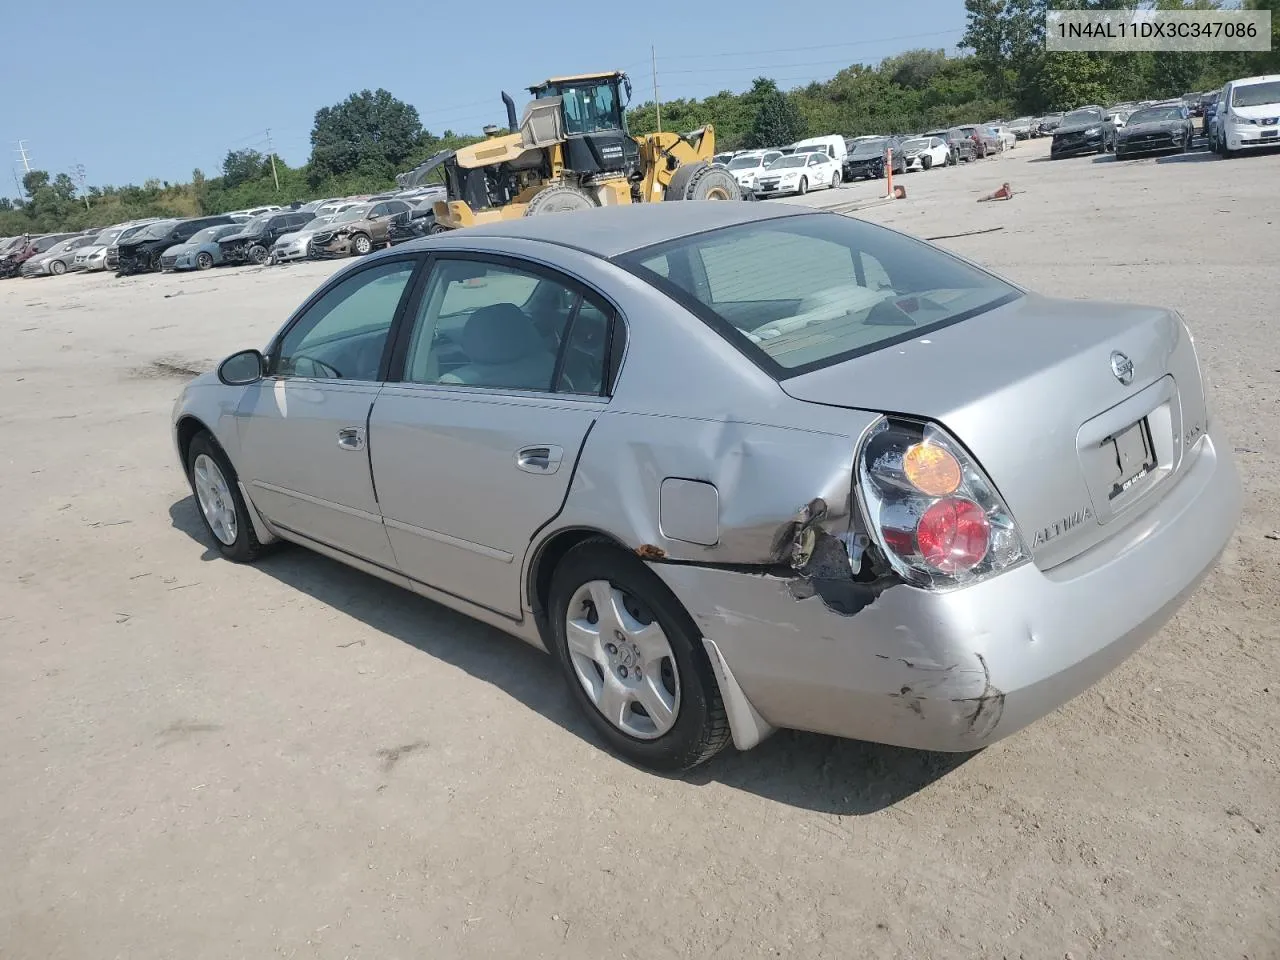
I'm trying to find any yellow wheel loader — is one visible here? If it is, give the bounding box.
[397,71,742,230]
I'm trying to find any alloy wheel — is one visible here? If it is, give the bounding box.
[564,580,681,740]
[192,453,238,546]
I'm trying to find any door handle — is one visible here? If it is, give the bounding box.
[337,426,366,451]
[516,444,564,474]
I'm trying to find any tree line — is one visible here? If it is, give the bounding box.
[3,0,1276,237]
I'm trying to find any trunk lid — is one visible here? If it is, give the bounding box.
[780,293,1208,569]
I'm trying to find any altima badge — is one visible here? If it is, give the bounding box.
[1110,351,1134,385]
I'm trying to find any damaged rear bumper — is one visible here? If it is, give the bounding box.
[652,433,1239,753]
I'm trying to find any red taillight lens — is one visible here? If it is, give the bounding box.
[916,497,990,573]
[857,417,1029,588]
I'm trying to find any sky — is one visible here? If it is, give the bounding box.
[0,0,966,195]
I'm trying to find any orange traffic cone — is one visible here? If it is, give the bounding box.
[977,182,1013,202]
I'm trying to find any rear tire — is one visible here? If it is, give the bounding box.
[665,162,741,201]
[524,184,598,215]
[547,538,731,772]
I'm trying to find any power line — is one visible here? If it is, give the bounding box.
[656,28,964,61]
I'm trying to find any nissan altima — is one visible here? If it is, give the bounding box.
[171,202,1240,772]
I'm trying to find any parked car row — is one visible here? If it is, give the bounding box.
[0,184,450,281]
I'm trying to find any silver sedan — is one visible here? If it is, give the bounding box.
[171,203,1240,772]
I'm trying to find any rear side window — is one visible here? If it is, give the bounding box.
[618,214,1018,378]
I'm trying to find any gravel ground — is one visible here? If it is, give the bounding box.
[1,136,1277,960]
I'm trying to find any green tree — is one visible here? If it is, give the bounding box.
[221,149,269,189]
[309,88,426,185]
[746,86,807,148]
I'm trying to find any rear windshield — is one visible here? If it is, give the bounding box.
[1232,80,1280,107]
[618,214,1019,378]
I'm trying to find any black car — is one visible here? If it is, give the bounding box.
[1037,113,1065,136]
[1050,107,1107,159]
[842,137,906,180]
[388,192,446,245]
[116,215,236,275]
[217,211,316,265]
[1114,103,1194,160]
[924,128,976,163]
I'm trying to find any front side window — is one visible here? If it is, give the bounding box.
[401,259,615,395]
[619,215,1018,377]
[274,260,416,381]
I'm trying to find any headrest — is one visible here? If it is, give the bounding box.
[462,303,542,364]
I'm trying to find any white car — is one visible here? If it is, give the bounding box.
[900,136,951,171]
[1216,74,1280,156]
[270,213,342,263]
[724,150,783,193]
[753,151,842,197]
[988,125,1018,150]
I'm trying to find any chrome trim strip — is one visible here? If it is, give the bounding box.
[383,516,514,563]
[250,479,383,524]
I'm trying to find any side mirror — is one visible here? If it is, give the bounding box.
[218,348,265,386]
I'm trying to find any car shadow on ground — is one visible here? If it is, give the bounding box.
[170,496,973,815]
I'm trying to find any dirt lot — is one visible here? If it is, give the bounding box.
[2,138,1277,960]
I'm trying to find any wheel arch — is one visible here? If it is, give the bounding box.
[175,413,212,469]
[526,526,630,628]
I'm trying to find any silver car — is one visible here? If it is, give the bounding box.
[171,203,1240,772]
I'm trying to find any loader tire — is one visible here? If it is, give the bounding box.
[524,185,597,216]
[664,162,742,201]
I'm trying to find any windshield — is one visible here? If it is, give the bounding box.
[93,228,122,245]
[305,214,340,229]
[767,156,807,169]
[1127,106,1182,124]
[238,214,271,234]
[1232,80,1280,107]
[728,155,765,170]
[1063,109,1102,125]
[189,226,227,244]
[134,220,178,240]
[901,139,930,152]
[1010,117,1032,125]
[547,80,623,135]
[620,215,1017,376]
[851,140,888,158]
[333,205,372,224]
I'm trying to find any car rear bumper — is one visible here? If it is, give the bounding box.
[653,432,1239,753]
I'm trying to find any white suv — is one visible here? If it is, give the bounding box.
[724,150,783,193]
[1216,75,1280,156]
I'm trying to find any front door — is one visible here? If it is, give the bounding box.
[370,255,618,618]
[235,257,419,567]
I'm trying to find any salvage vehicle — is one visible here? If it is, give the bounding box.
[1007,117,1037,139]
[725,150,784,195]
[987,125,1018,151]
[1050,107,1108,159]
[116,216,236,275]
[753,152,842,197]
[169,202,1241,772]
[161,224,244,271]
[1114,103,1194,160]
[1215,74,1280,157]
[402,70,741,231]
[843,137,906,180]
[923,129,971,164]
[1,233,77,279]
[73,225,129,272]
[21,234,98,276]
[104,221,162,272]
[217,211,316,265]
[1036,113,1065,136]
[957,125,1000,157]
[899,136,951,171]
[311,200,409,257]
[270,213,343,264]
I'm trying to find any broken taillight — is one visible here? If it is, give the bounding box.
[856,417,1029,588]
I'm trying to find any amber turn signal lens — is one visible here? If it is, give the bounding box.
[903,443,962,496]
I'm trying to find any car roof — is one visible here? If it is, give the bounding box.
[423,202,815,260]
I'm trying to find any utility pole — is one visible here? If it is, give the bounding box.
[265,128,280,191]
[73,163,90,211]
[14,140,31,173]
[651,46,662,134]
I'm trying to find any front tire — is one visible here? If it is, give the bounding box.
[185,431,262,563]
[547,539,731,772]
[248,244,269,265]
[350,233,373,256]
[797,176,808,195]
[196,251,214,270]
[921,154,933,170]
[50,260,66,276]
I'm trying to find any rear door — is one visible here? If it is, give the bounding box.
[369,253,621,618]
